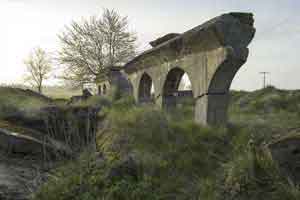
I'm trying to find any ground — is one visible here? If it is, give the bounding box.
[0,152,47,200]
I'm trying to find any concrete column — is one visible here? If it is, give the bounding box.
[195,93,229,126]
[195,95,208,125]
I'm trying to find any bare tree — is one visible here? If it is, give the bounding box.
[24,47,52,93]
[58,8,137,87]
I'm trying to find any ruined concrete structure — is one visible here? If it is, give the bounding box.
[96,66,133,97]
[98,12,256,125]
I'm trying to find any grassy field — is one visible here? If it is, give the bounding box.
[0,86,56,139]
[31,87,300,200]
[229,86,300,140]
[42,85,82,99]
[0,84,82,99]
[0,87,53,119]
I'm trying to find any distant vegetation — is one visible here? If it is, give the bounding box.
[23,47,53,94]
[42,85,82,99]
[0,84,82,99]
[231,86,300,116]
[230,86,300,140]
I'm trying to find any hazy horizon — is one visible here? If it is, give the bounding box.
[1,0,300,91]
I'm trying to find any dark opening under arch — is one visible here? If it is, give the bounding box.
[163,67,194,110]
[103,84,107,95]
[98,85,102,95]
[138,73,154,103]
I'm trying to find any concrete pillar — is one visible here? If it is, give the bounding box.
[195,95,208,125]
[195,93,229,126]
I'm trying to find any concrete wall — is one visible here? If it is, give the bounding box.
[97,69,133,98]
[124,12,255,126]
[97,80,110,96]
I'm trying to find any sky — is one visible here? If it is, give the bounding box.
[0,0,300,91]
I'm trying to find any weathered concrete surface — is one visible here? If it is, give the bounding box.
[109,69,133,97]
[149,33,181,47]
[68,88,93,105]
[124,12,255,125]
[96,67,133,98]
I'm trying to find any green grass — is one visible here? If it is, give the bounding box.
[33,104,231,200]
[0,87,54,122]
[42,85,82,99]
[0,87,52,111]
[229,86,300,141]
[24,86,300,200]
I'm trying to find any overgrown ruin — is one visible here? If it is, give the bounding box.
[97,12,256,125]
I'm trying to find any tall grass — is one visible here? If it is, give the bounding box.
[33,87,300,200]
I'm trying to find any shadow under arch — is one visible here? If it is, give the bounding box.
[162,67,194,110]
[138,73,154,103]
[103,84,107,95]
[98,85,102,95]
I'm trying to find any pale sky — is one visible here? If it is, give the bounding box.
[0,0,300,90]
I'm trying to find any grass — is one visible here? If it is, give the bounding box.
[0,86,56,135]
[0,85,295,200]
[0,87,53,119]
[229,86,300,141]
[33,104,231,200]
[40,85,82,99]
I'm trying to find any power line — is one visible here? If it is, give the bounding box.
[260,72,270,89]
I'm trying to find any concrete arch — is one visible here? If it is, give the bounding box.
[128,69,160,105]
[138,73,154,103]
[205,49,248,125]
[124,13,255,126]
[162,67,194,109]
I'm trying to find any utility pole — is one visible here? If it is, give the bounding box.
[260,72,270,89]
